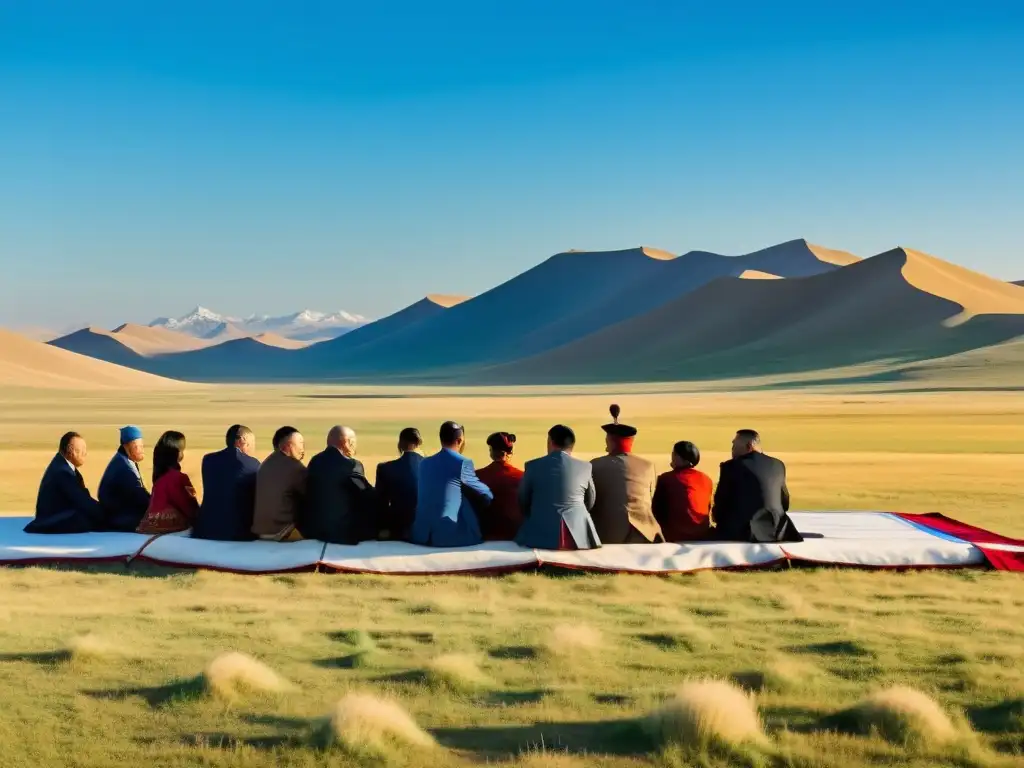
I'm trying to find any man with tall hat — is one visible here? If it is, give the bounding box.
[589,405,663,544]
[97,425,151,532]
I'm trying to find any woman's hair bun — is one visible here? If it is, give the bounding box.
[508,433,516,444]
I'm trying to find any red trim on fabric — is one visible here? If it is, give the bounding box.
[534,556,788,575]
[0,556,131,567]
[317,562,536,576]
[131,555,319,575]
[895,512,1024,572]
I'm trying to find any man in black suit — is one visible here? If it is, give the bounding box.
[713,429,802,543]
[301,425,375,544]
[193,424,261,541]
[374,427,424,540]
[26,432,103,534]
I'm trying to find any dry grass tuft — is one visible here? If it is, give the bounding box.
[322,692,435,754]
[842,686,959,747]
[545,623,603,655]
[425,653,491,692]
[648,679,764,749]
[202,652,293,699]
[733,655,826,694]
[65,634,128,661]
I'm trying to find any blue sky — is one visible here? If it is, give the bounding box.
[2,1,1022,329]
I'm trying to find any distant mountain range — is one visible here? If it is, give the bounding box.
[11,238,1023,390]
[148,306,368,341]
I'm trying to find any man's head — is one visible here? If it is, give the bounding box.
[439,421,465,453]
[226,424,255,456]
[398,427,422,453]
[731,429,761,459]
[327,425,357,457]
[547,424,576,454]
[273,426,305,461]
[119,425,145,463]
[671,440,701,470]
[59,431,87,468]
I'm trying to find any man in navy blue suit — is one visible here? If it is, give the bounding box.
[410,421,493,547]
[193,424,261,541]
[97,425,151,532]
[374,427,424,540]
[26,432,104,534]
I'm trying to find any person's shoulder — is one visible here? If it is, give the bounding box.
[630,454,656,471]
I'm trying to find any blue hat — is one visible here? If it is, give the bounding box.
[119,425,143,444]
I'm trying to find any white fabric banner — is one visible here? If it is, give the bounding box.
[320,539,537,574]
[0,516,152,564]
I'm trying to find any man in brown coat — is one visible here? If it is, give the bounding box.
[252,426,308,541]
[589,405,664,544]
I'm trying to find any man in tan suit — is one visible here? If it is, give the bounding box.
[589,405,664,544]
[252,426,308,541]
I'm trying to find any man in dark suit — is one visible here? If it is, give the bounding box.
[301,425,375,544]
[26,432,104,534]
[193,424,261,541]
[713,429,802,543]
[374,427,423,540]
[98,425,151,532]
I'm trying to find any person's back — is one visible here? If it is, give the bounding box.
[302,426,374,544]
[410,421,491,547]
[516,425,601,550]
[252,427,308,541]
[194,425,260,541]
[475,432,525,541]
[653,441,713,541]
[590,453,660,543]
[713,430,802,543]
[375,428,424,539]
[27,432,103,534]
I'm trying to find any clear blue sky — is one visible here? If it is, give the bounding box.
[2,1,1022,329]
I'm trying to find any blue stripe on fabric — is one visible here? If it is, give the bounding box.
[884,513,969,544]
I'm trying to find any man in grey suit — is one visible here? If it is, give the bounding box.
[515,425,601,550]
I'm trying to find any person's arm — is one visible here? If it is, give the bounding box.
[711,463,731,529]
[59,470,103,524]
[176,473,201,522]
[461,459,494,504]
[517,468,532,518]
[780,465,790,512]
[584,469,597,511]
[652,475,667,526]
[127,464,151,509]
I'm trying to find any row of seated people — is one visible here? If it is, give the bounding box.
[26,405,803,548]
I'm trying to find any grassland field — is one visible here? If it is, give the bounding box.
[0,385,1022,767]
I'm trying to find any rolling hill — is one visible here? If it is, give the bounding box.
[1013,280,1023,287]
[0,329,184,390]
[486,247,1024,383]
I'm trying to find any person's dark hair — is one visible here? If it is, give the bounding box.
[152,430,186,484]
[672,440,700,468]
[58,431,81,456]
[273,426,299,450]
[398,427,422,451]
[548,424,576,450]
[736,429,761,445]
[439,421,465,446]
[226,424,252,447]
[486,432,517,455]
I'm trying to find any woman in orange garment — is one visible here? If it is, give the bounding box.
[136,431,200,534]
[652,440,713,541]
[474,432,525,541]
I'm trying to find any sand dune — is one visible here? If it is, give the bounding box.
[202,322,249,342]
[737,270,781,280]
[1013,280,1023,287]
[111,323,212,354]
[490,247,1024,383]
[251,332,312,350]
[145,336,297,380]
[0,329,183,390]
[49,327,150,368]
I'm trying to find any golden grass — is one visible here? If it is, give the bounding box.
[848,686,960,747]
[65,634,128,662]
[202,652,292,699]
[324,692,435,752]
[546,624,603,655]
[648,680,764,749]
[425,653,491,692]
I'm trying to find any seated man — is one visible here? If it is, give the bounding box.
[26,432,103,534]
[374,427,423,540]
[193,424,260,541]
[713,429,802,543]
[98,425,151,532]
[653,440,713,541]
[302,425,375,544]
[589,405,663,544]
[252,426,308,542]
[516,425,600,550]
[410,421,492,547]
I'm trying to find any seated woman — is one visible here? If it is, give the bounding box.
[652,440,713,541]
[137,431,200,534]
[475,432,525,540]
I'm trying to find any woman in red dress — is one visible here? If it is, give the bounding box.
[474,432,525,541]
[652,440,713,542]
[136,431,200,534]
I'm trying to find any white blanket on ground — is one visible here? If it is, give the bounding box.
[0,511,987,573]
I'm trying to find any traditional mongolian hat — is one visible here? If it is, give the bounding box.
[601,404,637,438]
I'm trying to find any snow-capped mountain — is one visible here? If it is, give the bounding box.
[149,306,368,341]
